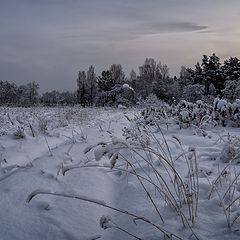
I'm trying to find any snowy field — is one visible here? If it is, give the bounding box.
[1,105,240,240]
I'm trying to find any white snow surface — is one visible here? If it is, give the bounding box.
[0,106,240,240]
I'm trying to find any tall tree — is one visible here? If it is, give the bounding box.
[138,58,157,98]
[152,62,170,100]
[201,53,224,95]
[0,81,18,105]
[86,66,97,106]
[97,70,115,92]
[178,66,195,90]
[77,71,88,107]
[221,57,240,81]
[109,64,125,85]
[27,81,39,105]
[194,62,203,85]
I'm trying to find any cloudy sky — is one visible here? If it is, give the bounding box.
[1,0,240,92]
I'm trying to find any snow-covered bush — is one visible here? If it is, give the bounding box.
[213,98,240,127]
[138,102,173,128]
[138,98,240,129]
[218,142,237,163]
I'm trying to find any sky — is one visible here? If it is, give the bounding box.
[0,0,240,92]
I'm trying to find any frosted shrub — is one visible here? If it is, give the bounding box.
[38,118,48,134]
[178,110,191,129]
[139,98,240,129]
[213,98,229,126]
[122,126,150,147]
[218,142,236,163]
[13,126,26,139]
[216,134,240,163]
[139,103,173,127]
[213,98,240,127]
[228,99,240,127]
[0,106,97,137]
[207,137,240,229]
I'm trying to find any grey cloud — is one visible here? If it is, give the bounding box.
[148,22,208,33]
[62,21,209,44]
[4,0,77,5]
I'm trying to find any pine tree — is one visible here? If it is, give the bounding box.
[194,62,203,84]
[201,53,224,95]
[97,70,115,92]
[179,66,194,89]
[221,57,240,81]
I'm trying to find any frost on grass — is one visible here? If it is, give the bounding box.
[81,235,102,240]
[92,137,128,162]
[109,152,118,169]
[0,106,99,137]
[27,189,106,206]
[218,142,237,163]
[84,142,107,154]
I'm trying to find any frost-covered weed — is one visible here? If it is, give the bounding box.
[215,134,240,164]
[0,106,98,137]
[13,126,26,139]
[218,142,237,163]
[138,98,240,129]
[84,115,240,237]
[204,136,240,229]
[85,123,200,239]
[87,122,240,236]
[38,118,48,134]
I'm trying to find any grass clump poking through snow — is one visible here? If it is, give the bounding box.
[86,121,200,238]
[206,135,240,229]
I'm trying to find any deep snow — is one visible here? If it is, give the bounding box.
[0,107,240,240]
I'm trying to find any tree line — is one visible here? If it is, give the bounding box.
[1,53,240,106]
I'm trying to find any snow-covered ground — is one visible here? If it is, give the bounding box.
[1,106,240,240]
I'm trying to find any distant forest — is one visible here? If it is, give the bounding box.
[1,53,240,107]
